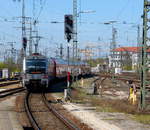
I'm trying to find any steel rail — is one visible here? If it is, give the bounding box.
[42,93,80,130]
[0,80,20,87]
[99,74,140,82]
[98,74,150,91]
[0,87,25,98]
[24,92,41,130]
[0,78,19,82]
[0,87,24,94]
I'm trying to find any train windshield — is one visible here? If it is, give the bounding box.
[26,59,47,74]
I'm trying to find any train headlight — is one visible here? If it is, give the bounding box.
[42,74,48,79]
[41,80,47,85]
[25,80,29,85]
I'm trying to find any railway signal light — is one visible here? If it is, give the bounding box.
[22,37,27,49]
[64,15,73,42]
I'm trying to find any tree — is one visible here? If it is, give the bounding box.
[0,58,21,73]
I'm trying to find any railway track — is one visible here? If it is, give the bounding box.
[0,87,25,98]
[99,73,140,83]
[42,94,79,130]
[98,73,150,91]
[0,80,20,87]
[25,92,79,130]
[24,92,41,130]
[0,78,19,82]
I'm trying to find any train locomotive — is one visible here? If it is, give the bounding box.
[23,53,91,91]
[23,53,49,91]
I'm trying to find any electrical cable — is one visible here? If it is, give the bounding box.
[116,0,131,20]
[1,0,19,19]
[36,0,47,21]
[79,0,82,24]
[0,30,19,39]
[33,0,36,18]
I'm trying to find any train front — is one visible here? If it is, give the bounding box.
[23,54,48,91]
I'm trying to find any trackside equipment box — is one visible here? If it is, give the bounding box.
[2,68,9,79]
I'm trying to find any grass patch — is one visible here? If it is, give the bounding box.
[96,106,117,113]
[133,114,150,124]
[72,77,95,88]
[71,87,88,101]
[86,95,139,113]
[71,78,150,125]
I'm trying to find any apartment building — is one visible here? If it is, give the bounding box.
[109,47,141,70]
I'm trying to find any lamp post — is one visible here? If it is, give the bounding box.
[103,21,117,71]
[104,21,117,51]
[121,21,141,47]
[103,21,117,80]
[118,21,141,72]
[0,43,4,61]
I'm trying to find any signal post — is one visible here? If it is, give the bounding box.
[64,14,73,100]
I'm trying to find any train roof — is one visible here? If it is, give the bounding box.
[26,53,47,60]
[51,58,88,65]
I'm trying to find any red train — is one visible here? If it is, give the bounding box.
[23,53,91,91]
[48,58,91,79]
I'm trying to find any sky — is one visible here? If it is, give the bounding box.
[0,0,143,58]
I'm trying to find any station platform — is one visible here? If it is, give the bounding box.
[0,96,23,130]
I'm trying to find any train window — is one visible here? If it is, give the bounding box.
[26,62,46,67]
[26,59,46,67]
[26,59,47,74]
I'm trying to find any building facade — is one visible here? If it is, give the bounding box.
[109,47,141,70]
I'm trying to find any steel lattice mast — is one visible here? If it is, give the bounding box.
[73,0,78,60]
[22,0,27,55]
[140,0,150,110]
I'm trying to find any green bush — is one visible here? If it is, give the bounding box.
[123,65,132,70]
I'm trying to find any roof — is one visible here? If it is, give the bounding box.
[27,54,47,60]
[51,58,88,65]
[112,47,141,52]
[147,48,150,52]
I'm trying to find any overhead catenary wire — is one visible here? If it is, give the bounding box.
[36,0,47,21]
[116,0,131,20]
